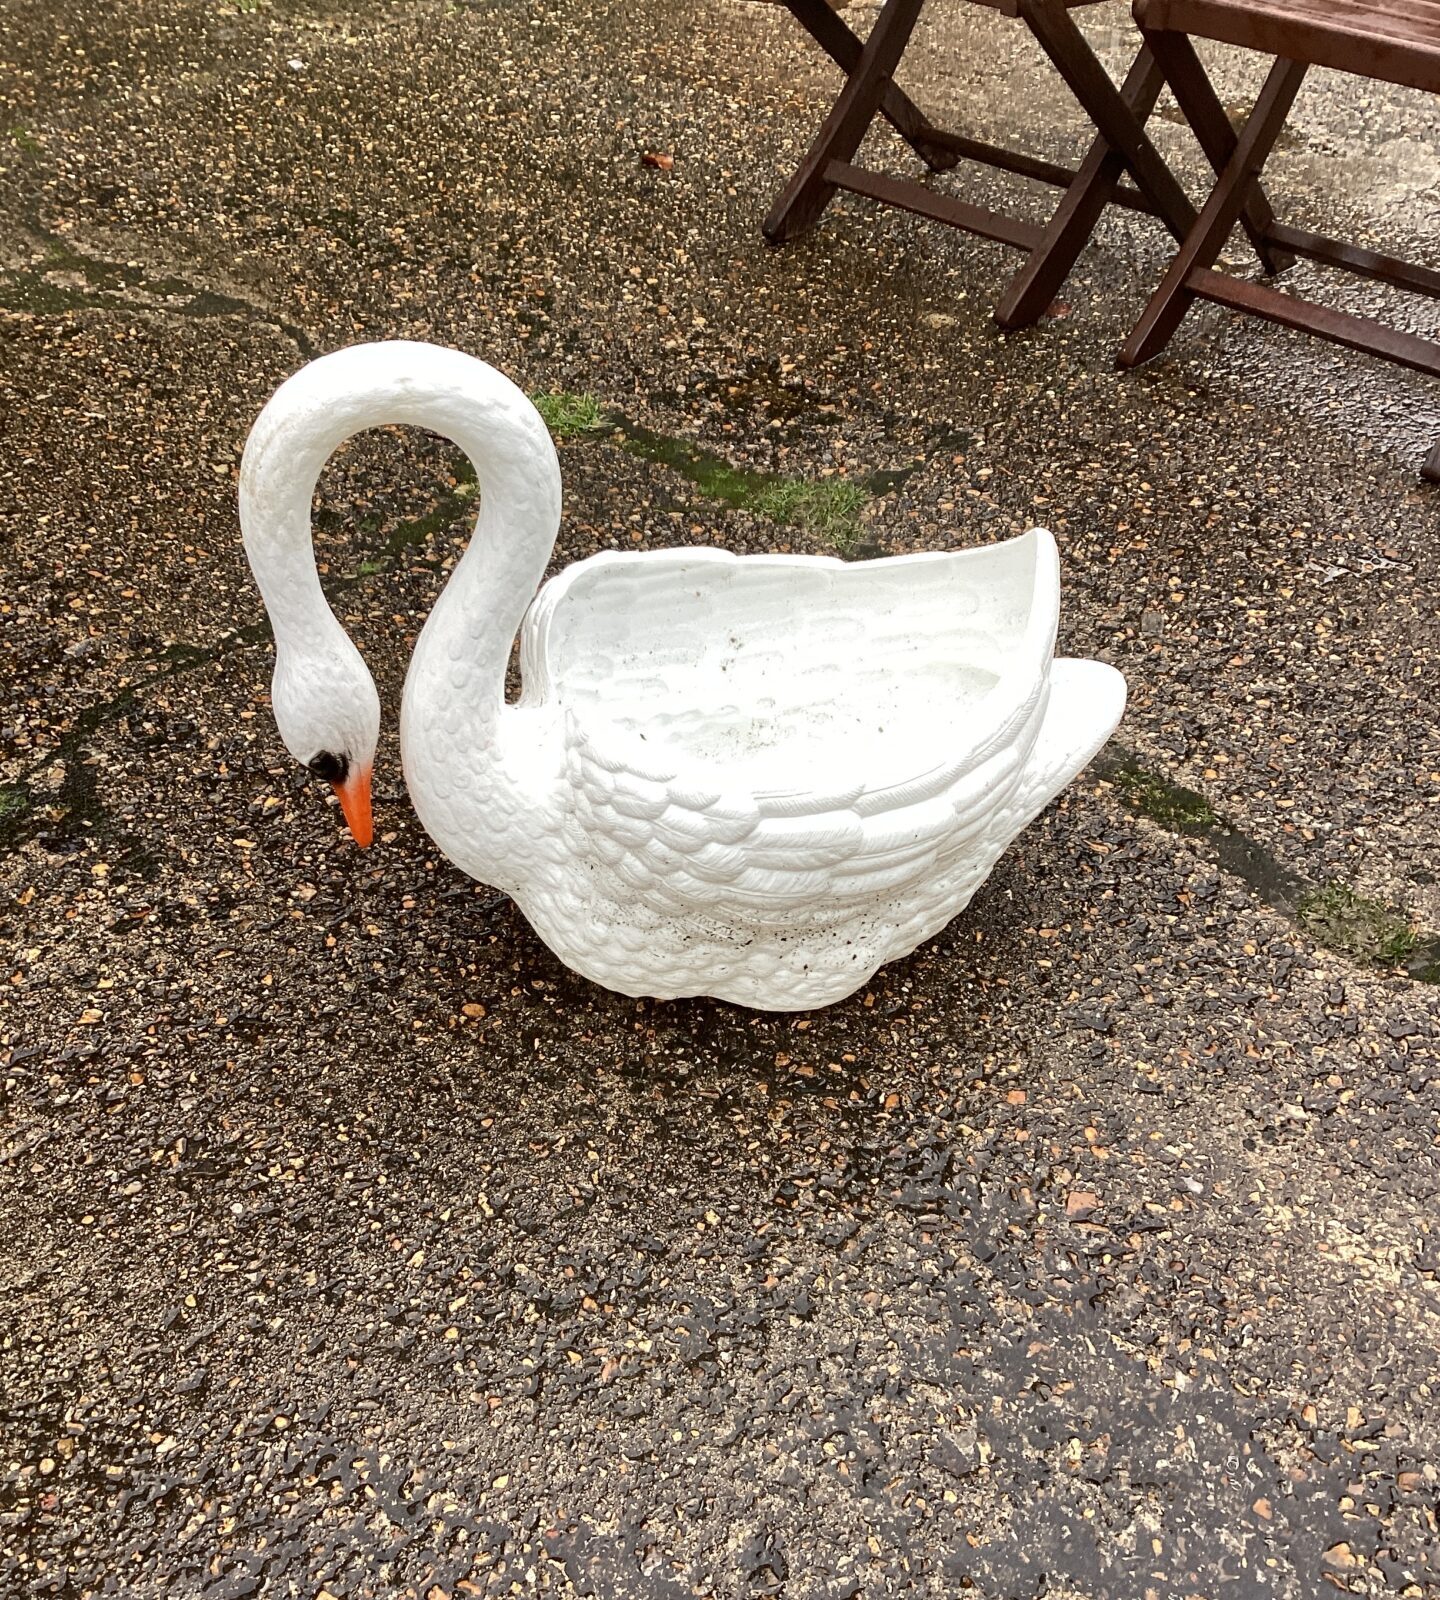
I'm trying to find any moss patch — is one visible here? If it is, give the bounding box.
[0,782,33,853]
[582,410,872,549]
[609,418,774,509]
[533,398,874,549]
[1298,882,1416,967]
[1109,765,1217,831]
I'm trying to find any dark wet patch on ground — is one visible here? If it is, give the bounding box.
[1,214,316,356]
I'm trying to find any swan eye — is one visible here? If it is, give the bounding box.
[308,750,349,784]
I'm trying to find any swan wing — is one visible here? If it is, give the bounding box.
[518,530,1056,719]
[563,677,1046,922]
[535,529,1077,922]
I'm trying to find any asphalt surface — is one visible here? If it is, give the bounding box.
[2,1,1439,1596]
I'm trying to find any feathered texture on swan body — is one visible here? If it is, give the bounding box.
[241,341,1126,1011]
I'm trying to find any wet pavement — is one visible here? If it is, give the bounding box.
[2,1,1439,1595]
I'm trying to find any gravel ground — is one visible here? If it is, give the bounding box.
[2,2,1439,1596]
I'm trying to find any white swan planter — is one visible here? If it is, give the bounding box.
[240,342,1125,1011]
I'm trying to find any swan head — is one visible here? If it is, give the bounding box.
[271,633,381,848]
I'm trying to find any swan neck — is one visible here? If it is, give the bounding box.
[240,341,562,735]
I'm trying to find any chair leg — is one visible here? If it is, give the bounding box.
[995,40,1170,330]
[1119,56,1308,368]
[1424,438,1440,483]
[1020,0,1195,244]
[1143,27,1295,275]
[779,0,959,173]
[764,0,929,243]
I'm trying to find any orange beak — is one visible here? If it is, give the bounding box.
[332,766,373,848]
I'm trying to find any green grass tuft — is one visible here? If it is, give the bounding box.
[1298,881,1416,967]
[752,478,870,552]
[531,391,606,440]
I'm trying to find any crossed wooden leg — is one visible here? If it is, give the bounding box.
[1119,56,1308,367]
[764,0,931,244]
[776,0,959,180]
[1120,29,1440,478]
[1141,29,1295,277]
[764,0,1299,334]
[1002,2,1299,329]
[997,2,1196,330]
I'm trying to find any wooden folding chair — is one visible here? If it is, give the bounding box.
[1120,0,1440,482]
[763,0,1290,329]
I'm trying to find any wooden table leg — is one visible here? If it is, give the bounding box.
[779,0,958,174]
[1144,28,1295,276]
[995,39,1172,330]
[764,0,929,243]
[1119,56,1307,368]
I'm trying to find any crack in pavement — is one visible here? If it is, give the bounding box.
[1090,749,1440,984]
